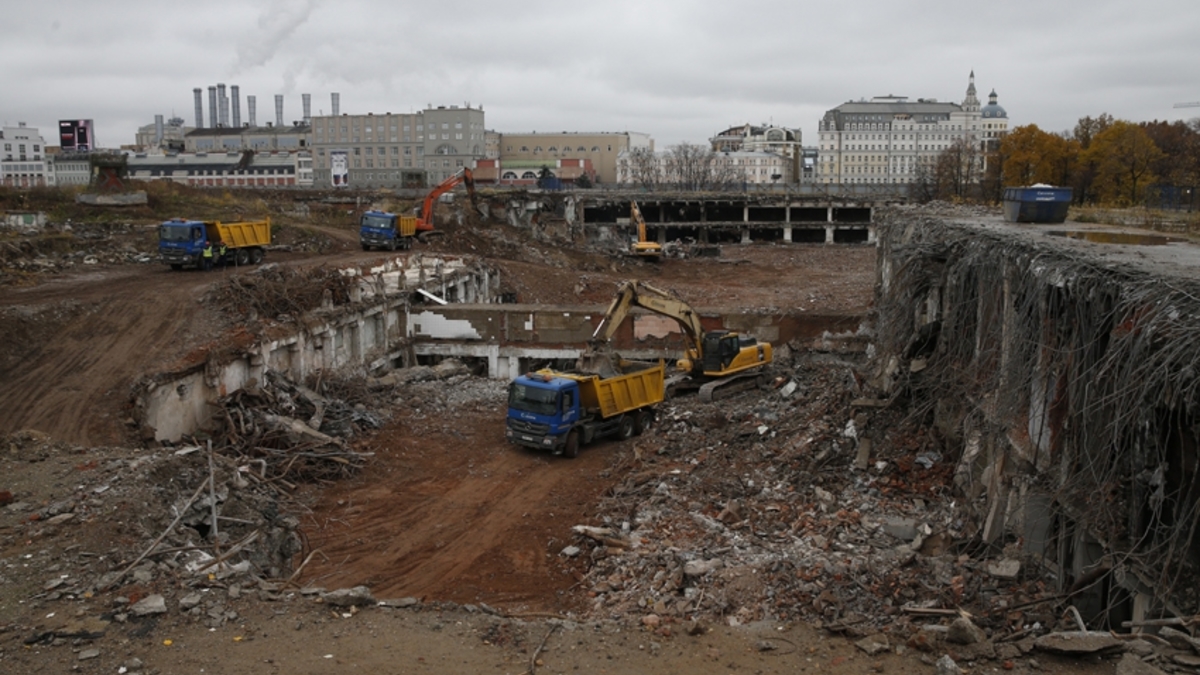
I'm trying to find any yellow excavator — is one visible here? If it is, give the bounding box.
[581,280,772,401]
[629,201,663,260]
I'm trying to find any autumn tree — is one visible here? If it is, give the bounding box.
[999,125,1080,188]
[1082,121,1164,206]
[1071,113,1114,203]
[1139,120,1200,203]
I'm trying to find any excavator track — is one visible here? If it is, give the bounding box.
[697,371,768,403]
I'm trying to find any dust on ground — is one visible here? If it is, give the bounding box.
[0,190,1129,674]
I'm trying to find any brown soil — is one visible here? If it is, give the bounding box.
[0,195,1106,674]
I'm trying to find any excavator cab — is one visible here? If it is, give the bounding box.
[699,330,765,376]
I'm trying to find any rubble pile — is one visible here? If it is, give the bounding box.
[0,222,159,281]
[210,370,384,485]
[560,354,1180,665]
[1,430,302,626]
[209,263,355,323]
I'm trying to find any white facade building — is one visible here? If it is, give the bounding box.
[616,149,791,186]
[51,152,92,186]
[710,124,802,183]
[1,123,53,187]
[816,72,1007,185]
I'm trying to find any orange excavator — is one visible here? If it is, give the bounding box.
[416,167,477,234]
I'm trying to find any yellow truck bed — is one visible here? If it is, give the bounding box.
[396,215,418,238]
[205,219,271,248]
[546,361,665,419]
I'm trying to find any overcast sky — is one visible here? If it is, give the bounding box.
[2,0,1197,150]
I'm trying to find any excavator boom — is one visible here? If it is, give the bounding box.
[629,201,663,259]
[417,167,477,232]
[585,280,772,401]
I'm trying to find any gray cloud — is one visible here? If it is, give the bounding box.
[1,0,1196,150]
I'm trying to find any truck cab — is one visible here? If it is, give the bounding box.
[506,373,580,454]
[158,218,207,269]
[359,210,413,251]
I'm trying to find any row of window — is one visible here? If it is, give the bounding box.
[507,145,610,153]
[316,132,480,143]
[2,143,41,153]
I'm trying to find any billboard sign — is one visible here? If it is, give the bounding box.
[330,150,349,187]
[59,119,95,151]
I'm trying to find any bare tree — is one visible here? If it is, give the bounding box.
[662,143,740,191]
[620,147,662,191]
[933,138,982,200]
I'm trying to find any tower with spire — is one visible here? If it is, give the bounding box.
[963,70,981,113]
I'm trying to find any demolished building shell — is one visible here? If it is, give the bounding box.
[872,211,1200,628]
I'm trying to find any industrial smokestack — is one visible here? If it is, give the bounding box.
[302,93,311,125]
[208,86,217,129]
[193,88,204,128]
[248,96,257,127]
[331,92,340,117]
[275,94,283,128]
[231,85,241,127]
[154,114,164,147]
[217,83,228,127]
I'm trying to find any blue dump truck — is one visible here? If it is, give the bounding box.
[1002,185,1073,224]
[359,210,418,251]
[159,218,271,270]
[505,360,665,458]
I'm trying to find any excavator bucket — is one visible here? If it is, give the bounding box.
[576,345,620,378]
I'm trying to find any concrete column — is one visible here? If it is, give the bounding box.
[825,226,835,244]
[743,204,750,222]
[783,226,793,243]
[741,227,752,244]
[827,206,834,223]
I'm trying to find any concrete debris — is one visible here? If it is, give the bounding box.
[1032,631,1124,655]
[1116,652,1168,675]
[935,654,962,675]
[321,586,377,607]
[986,559,1021,580]
[855,633,890,655]
[130,594,168,616]
[946,616,986,645]
[1157,626,1200,654]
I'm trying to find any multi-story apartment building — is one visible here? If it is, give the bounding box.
[50,151,92,186]
[1,123,53,187]
[710,124,802,183]
[308,104,485,189]
[185,124,311,154]
[816,72,1007,185]
[126,151,312,188]
[497,131,652,185]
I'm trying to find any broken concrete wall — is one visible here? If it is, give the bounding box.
[872,213,1200,627]
[141,256,499,442]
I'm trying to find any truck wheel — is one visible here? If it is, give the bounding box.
[634,410,654,435]
[250,248,264,264]
[564,431,580,459]
[235,249,250,266]
[618,415,635,440]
